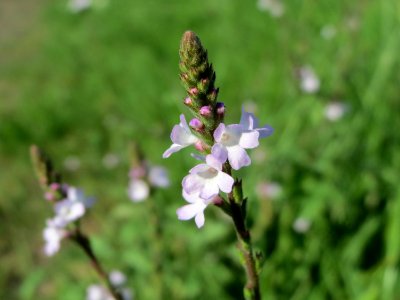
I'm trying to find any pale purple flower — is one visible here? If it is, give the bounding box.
[239,108,274,139]
[299,66,320,94]
[43,220,67,256]
[128,179,150,202]
[212,125,258,170]
[52,187,94,227]
[163,114,199,158]
[148,166,170,188]
[182,148,234,199]
[176,191,215,228]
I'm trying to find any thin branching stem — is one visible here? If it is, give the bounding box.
[70,228,124,300]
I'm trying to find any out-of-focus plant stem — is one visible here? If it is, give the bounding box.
[70,228,124,300]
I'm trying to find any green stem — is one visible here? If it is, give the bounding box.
[225,165,261,300]
[70,229,124,300]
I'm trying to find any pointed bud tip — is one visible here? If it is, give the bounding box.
[180,30,202,52]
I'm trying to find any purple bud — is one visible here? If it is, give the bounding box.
[216,102,225,115]
[45,192,54,201]
[184,97,192,105]
[194,140,206,152]
[200,105,212,116]
[50,183,60,191]
[130,166,146,179]
[189,118,203,130]
[212,195,224,206]
[189,87,198,95]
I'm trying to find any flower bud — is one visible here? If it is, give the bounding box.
[189,118,204,130]
[216,102,225,115]
[194,140,206,152]
[199,105,212,117]
[189,87,198,95]
[184,97,192,106]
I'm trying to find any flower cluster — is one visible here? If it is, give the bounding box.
[163,31,274,228]
[164,110,273,228]
[43,185,94,256]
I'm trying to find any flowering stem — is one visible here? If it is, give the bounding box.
[225,166,261,300]
[70,229,124,300]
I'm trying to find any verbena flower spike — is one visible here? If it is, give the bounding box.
[30,145,125,300]
[163,31,274,300]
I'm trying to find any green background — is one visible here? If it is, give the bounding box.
[1,0,400,299]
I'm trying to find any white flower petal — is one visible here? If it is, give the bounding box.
[182,174,204,194]
[227,146,251,170]
[177,203,202,220]
[128,179,150,202]
[257,125,274,138]
[211,144,228,164]
[195,212,205,228]
[239,130,259,149]
[213,123,226,142]
[148,166,170,187]
[162,144,185,158]
[200,181,219,199]
[217,172,235,193]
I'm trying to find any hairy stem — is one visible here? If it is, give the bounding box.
[225,166,261,300]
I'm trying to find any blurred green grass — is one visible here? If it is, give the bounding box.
[1,0,400,299]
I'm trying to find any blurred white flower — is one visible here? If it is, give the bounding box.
[120,288,133,300]
[63,156,81,172]
[320,25,337,40]
[324,101,347,121]
[148,166,170,188]
[43,219,67,256]
[128,164,169,202]
[256,181,282,200]
[87,271,133,300]
[68,0,92,13]
[293,218,311,233]
[128,179,150,202]
[257,0,284,17]
[86,284,113,300]
[102,153,120,169]
[299,66,320,94]
[52,187,95,227]
[109,270,126,287]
